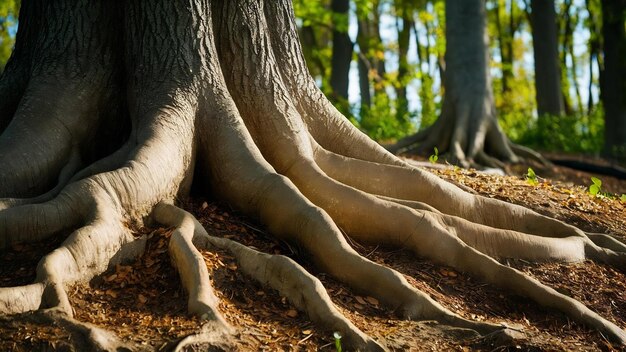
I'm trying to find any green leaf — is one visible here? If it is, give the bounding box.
[591,177,602,187]
[526,167,538,186]
[428,147,439,164]
[620,194,626,203]
[589,184,600,196]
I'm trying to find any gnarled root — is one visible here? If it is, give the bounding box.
[154,202,384,351]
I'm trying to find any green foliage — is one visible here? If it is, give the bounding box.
[514,109,605,154]
[621,194,626,203]
[526,167,538,186]
[0,0,19,71]
[333,332,342,352]
[360,91,416,141]
[429,147,439,164]
[418,73,438,129]
[588,177,602,197]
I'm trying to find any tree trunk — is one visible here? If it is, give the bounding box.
[390,0,522,168]
[1,0,626,350]
[600,0,626,161]
[395,0,413,127]
[530,0,565,117]
[329,0,353,110]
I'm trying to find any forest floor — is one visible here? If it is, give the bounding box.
[1,155,625,351]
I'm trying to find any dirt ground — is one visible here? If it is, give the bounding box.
[1,158,625,351]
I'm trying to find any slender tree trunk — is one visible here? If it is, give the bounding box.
[600,0,626,161]
[357,20,371,110]
[494,0,510,95]
[329,0,353,109]
[559,0,574,115]
[530,0,564,117]
[395,1,412,126]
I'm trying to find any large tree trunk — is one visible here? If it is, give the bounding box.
[600,0,626,162]
[1,0,626,350]
[530,0,565,117]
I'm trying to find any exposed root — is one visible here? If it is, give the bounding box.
[154,203,384,351]
[0,78,109,198]
[152,202,229,327]
[313,147,583,239]
[0,198,82,249]
[0,283,45,315]
[262,0,402,167]
[171,323,233,352]
[286,157,626,342]
[0,308,134,351]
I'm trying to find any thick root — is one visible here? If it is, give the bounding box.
[199,111,501,339]
[0,283,45,315]
[285,159,626,343]
[0,197,82,249]
[152,202,230,328]
[155,203,384,351]
[314,147,584,239]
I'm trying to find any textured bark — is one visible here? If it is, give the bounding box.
[1,0,625,350]
[600,0,626,161]
[329,0,353,106]
[530,0,565,117]
[395,0,412,125]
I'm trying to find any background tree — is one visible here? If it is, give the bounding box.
[529,0,565,118]
[329,0,353,113]
[600,0,626,161]
[389,0,539,168]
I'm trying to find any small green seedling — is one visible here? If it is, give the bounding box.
[429,147,439,164]
[588,177,603,197]
[526,167,538,186]
[621,194,626,203]
[333,332,342,352]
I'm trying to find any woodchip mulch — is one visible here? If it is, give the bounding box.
[1,161,625,351]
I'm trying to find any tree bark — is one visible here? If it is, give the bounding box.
[395,0,413,126]
[600,0,626,161]
[530,0,565,117]
[329,0,353,109]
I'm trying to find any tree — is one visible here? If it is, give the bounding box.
[329,0,353,111]
[529,0,565,117]
[390,0,539,168]
[1,0,626,350]
[600,0,626,161]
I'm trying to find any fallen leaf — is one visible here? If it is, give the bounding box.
[365,296,379,305]
[286,309,298,318]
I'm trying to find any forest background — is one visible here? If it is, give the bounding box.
[0,0,624,162]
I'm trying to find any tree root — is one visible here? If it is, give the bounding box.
[0,308,134,351]
[154,203,385,351]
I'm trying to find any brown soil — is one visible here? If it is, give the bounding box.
[1,161,625,351]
